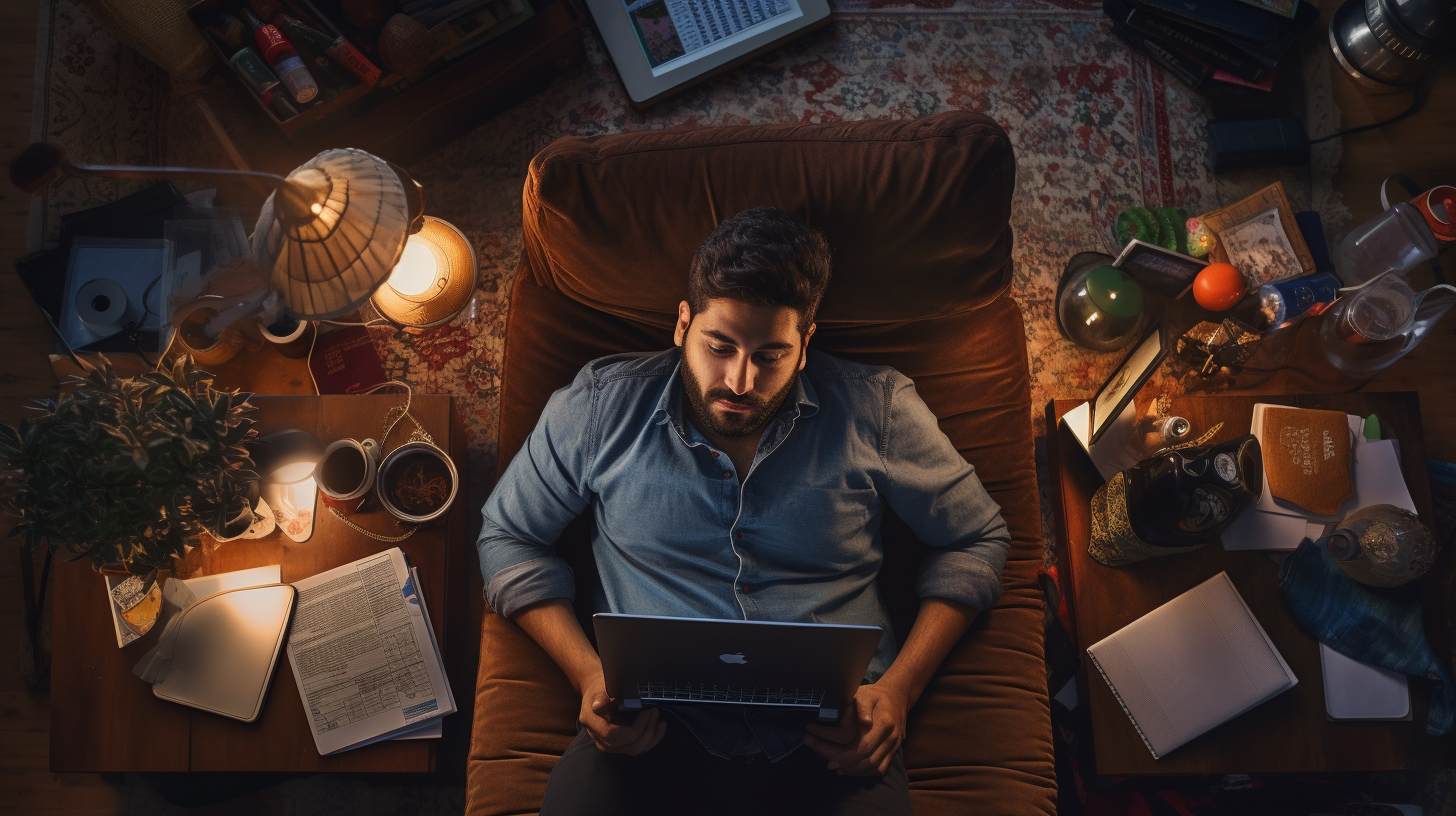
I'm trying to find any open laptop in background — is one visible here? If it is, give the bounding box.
[593,614,882,724]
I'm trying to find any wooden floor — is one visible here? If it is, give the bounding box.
[1,0,1453,812]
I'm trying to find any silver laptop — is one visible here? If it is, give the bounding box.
[594,613,882,724]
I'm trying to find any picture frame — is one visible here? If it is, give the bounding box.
[1089,324,1166,445]
[1217,206,1305,288]
[1112,239,1206,298]
[584,0,832,107]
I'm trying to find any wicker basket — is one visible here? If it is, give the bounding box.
[82,0,214,81]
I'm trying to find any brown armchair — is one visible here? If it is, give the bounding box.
[466,111,1056,815]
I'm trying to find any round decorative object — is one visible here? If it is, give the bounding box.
[1056,252,1148,352]
[1193,262,1248,311]
[378,13,436,81]
[251,148,411,319]
[371,216,478,328]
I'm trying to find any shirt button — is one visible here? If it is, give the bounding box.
[736,531,744,539]
[710,451,719,458]
[742,584,752,594]
[723,471,732,478]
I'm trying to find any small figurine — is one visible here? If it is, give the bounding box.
[1186,217,1216,258]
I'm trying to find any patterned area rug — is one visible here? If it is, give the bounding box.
[30,0,1349,489]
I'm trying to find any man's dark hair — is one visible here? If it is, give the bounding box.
[688,207,831,333]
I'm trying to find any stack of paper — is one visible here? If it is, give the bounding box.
[286,548,456,754]
[1220,404,1417,552]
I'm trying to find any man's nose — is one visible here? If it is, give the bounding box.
[724,355,755,395]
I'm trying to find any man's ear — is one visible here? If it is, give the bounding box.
[798,322,816,371]
[674,302,692,347]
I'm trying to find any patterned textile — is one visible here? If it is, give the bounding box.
[31,0,1349,496]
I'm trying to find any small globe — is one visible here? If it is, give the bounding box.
[1056,252,1148,352]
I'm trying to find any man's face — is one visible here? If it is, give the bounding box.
[674,298,814,438]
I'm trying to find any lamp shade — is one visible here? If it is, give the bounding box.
[252,148,411,319]
[371,216,477,328]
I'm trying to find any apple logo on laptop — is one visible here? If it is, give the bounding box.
[719,652,747,664]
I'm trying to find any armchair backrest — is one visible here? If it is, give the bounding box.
[518,112,1015,332]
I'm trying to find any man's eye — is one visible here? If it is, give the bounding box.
[755,353,784,363]
[708,345,733,355]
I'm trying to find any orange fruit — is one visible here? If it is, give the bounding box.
[1193,263,1247,311]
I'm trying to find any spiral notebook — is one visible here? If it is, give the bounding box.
[1085,572,1298,759]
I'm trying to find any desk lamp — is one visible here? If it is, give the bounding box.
[9,143,429,327]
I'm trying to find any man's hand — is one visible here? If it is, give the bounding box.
[578,673,667,755]
[802,682,909,776]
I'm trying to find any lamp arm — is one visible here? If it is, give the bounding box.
[62,161,293,189]
[9,143,323,218]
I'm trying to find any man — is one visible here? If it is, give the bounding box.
[477,207,1010,815]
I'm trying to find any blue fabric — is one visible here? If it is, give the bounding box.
[1278,537,1456,735]
[477,347,1011,761]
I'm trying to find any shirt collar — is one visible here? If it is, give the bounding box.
[649,348,821,432]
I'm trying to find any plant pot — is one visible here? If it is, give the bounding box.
[377,441,458,525]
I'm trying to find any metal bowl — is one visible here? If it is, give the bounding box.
[378,441,458,525]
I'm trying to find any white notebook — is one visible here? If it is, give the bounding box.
[1086,572,1298,759]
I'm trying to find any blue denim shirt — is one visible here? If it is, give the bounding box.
[477,347,1010,762]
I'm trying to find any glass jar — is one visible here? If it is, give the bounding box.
[1324,504,1437,588]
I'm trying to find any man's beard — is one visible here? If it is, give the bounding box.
[681,358,798,439]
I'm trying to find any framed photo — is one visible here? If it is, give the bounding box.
[585,0,831,107]
[1218,207,1304,288]
[1090,325,1166,445]
[1112,239,1205,298]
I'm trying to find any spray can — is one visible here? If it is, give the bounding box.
[240,8,317,104]
[273,14,381,87]
[228,48,300,120]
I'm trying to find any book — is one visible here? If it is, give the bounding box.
[308,325,387,394]
[285,548,456,755]
[1123,0,1310,54]
[1085,572,1297,759]
[1258,405,1356,515]
[1112,21,1212,91]
[1105,0,1268,82]
[1231,0,1298,18]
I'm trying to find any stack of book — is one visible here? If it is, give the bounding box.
[1105,0,1318,94]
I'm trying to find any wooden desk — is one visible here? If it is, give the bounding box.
[48,394,469,773]
[1046,392,1450,776]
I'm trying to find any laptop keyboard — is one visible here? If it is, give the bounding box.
[637,682,825,707]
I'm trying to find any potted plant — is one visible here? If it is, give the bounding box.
[0,356,260,584]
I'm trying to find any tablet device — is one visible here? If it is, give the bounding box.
[586,0,832,106]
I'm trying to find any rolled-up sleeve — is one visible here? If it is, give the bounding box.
[879,373,1011,611]
[477,364,597,618]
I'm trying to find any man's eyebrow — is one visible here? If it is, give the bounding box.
[703,330,794,351]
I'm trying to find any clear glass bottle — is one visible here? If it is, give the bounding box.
[1324,504,1437,588]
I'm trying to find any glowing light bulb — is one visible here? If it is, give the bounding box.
[387,239,440,297]
[311,203,323,215]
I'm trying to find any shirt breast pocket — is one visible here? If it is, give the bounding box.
[756,485,879,573]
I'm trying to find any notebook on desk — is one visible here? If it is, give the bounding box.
[1086,572,1298,759]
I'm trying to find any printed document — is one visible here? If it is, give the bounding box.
[286,548,455,755]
